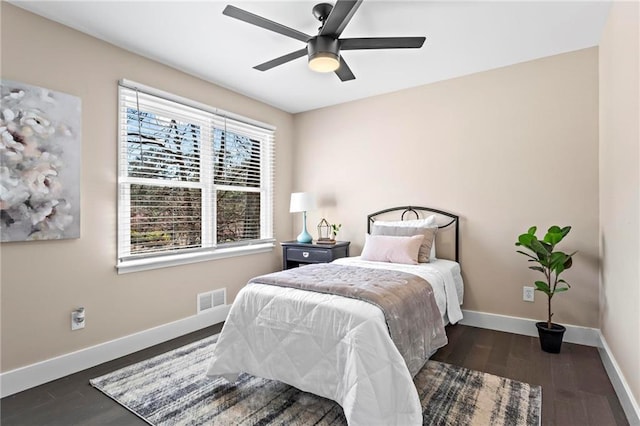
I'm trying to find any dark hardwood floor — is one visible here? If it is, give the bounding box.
[431,325,628,426]
[1,324,628,425]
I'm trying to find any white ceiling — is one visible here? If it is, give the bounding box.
[10,1,611,113]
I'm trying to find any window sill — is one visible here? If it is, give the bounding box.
[116,242,275,274]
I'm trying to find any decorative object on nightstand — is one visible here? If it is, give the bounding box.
[317,218,334,244]
[289,192,316,243]
[281,241,350,270]
[331,223,342,240]
[515,225,576,353]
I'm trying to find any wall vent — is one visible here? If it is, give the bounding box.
[197,288,227,314]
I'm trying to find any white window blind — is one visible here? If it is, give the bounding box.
[117,81,275,272]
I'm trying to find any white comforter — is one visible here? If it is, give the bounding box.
[206,258,464,426]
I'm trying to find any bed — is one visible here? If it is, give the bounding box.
[207,206,463,426]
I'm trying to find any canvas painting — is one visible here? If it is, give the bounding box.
[1,80,81,241]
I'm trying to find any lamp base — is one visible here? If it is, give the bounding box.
[296,210,313,243]
[296,229,313,243]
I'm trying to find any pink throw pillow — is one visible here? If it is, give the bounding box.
[360,234,424,265]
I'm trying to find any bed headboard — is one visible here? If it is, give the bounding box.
[367,206,460,263]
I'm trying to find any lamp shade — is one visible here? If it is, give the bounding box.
[289,192,316,213]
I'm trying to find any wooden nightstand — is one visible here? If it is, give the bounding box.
[281,241,350,270]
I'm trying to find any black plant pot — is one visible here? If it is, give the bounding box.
[536,322,566,353]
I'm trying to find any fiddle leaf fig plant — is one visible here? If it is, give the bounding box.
[515,226,576,328]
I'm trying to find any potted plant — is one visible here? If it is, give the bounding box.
[331,223,342,241]
[515,225,576,353]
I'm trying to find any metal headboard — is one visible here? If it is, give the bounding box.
[367,206,460,263]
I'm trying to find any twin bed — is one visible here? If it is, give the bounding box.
[207,206,464,425]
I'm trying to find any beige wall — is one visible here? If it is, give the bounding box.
[294,48,600,328]
[0,4,294,372]
[599,0,640,410]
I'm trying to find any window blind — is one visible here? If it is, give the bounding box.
[117,82,275,264]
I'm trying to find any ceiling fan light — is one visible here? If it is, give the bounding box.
[308,52,340,73]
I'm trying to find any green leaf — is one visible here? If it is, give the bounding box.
[540,241,552,253]
[528,226,537,235]
[545,225,573,247]
[534,281,551,294]
[529,266,545,273]
[554,287,569,293]
[518,234,534,247]
[544,231,562,246]
[550,252,568,274]
[516,250,538,260]
[530,238,550,257]
[563,254,575,270]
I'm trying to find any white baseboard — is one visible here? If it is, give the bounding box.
[459,309,601,346]
[0,305,230,398]
[598,333,640,425]
[459,309,639,425]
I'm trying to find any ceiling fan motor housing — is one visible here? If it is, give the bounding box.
[308,36,340,61]
[307,36,340,72]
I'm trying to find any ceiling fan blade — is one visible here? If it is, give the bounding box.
[320,0,363,38]
[223,5,311,43]
[254,48,308,71]
[335,57,356,82]
[340,37,426,50]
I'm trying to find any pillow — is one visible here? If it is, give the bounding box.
[373,215,438,260]
[360,234,424,265]
[371,223,436,263]
[374,215,437,229]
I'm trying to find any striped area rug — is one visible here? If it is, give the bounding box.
[90,334,541,425]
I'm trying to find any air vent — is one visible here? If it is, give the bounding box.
[197,288,227,314]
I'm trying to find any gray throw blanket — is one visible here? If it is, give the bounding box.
[249,263,447,376]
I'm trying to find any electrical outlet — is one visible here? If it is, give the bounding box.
[71,307,85,330]
[523,286,535,302]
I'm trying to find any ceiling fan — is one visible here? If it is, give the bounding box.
[223,1,426,82]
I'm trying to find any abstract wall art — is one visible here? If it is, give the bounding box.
[1,80,81,242]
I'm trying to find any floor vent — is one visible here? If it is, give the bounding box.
[197,288,227,314]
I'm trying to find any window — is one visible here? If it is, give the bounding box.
[117,81,275,273]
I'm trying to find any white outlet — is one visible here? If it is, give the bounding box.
[71,307,85,330]
[523,286,535,302]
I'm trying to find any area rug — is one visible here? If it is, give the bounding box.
[90,334,541,425]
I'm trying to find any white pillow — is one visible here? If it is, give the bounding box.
[373,215,438,259]
[360,234,424,265]
[374,215,437,229]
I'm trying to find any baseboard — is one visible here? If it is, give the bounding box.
[459,309,600,346]
[598,333,640,425]
[460,309,639,425]
[0,305,230,398]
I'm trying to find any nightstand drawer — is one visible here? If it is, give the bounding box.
[287,247,332,263]
[281,241,350,270]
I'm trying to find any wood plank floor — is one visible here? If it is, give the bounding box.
[431,325,628,426]
[1,324,629,425]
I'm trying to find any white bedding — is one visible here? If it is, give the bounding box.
[206,258,464,426]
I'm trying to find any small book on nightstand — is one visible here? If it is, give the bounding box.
[316,239,336,245]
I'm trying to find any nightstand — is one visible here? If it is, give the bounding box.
[281,241,350,270]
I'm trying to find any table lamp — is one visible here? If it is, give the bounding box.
[289,192,316,243]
